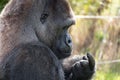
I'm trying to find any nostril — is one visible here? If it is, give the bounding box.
[68,39,71,44]
[65,34,72,47]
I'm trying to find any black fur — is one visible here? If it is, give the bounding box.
[2,42,64,80]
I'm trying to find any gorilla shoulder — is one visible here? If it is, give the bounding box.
[1,42,64,80]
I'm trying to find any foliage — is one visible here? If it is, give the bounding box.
[0,0,8,12]
[69,0,99,15]
[94,70,120,80]
[95,31,104,41]
[69,0,111,15]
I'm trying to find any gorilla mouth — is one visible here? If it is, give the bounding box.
[59,33,72,54]
[56,47,72,59]
[52,46,71,59]
[52,31,72,59]
[58,46,72,54]
[54,33,72,59]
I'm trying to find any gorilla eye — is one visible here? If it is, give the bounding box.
[40,13,49,24]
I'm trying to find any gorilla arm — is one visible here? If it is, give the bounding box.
[1,42,64,80]
[62,53,95,80]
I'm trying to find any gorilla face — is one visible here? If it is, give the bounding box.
[0,0,75,59]
[29,0,75,59]
[52,31,73,59]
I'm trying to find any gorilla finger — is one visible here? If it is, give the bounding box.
[87,53,95,71]
[82,56,88,60]
[80,60,89,68]
[72,63,81,74]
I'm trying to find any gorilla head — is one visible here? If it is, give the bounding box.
[34,0,75,59]
[25,0,75,59]
[0,0,75,59]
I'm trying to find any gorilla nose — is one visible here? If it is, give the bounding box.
[63,19,75,30]
[65,33,72,47]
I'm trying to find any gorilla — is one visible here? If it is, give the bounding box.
[0,0,95,80]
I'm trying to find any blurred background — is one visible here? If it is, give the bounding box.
[69,0,120,80]
[0,0,120,80]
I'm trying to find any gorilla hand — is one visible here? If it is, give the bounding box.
[70,53,95,80]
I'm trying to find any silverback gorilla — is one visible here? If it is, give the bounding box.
[0,0,95,80]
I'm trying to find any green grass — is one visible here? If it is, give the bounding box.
[94,71,120,80]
